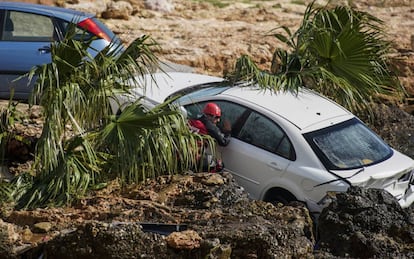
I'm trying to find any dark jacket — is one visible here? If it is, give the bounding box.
[196,114,231,146]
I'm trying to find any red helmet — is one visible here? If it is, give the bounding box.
[203,102,221,117]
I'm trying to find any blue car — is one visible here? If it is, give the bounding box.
[0,2,123,100]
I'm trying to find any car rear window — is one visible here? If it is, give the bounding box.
[304,118,393,170]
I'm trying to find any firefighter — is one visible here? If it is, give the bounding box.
[189,102,231,172]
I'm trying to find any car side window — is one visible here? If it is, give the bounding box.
[184,101,248,136]
[213,101,247,133]
[184,102,205,119]
[2,11,54,42]
[238,111,294,160]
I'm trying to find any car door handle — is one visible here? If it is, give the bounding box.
[267,162,282,171]
[38,46,51,54]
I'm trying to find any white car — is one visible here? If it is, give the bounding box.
[111,71,223,113]
[119,72,414,214]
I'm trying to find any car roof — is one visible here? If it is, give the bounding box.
[129,72,354,132]
[130,72,224,105]
[0,2,93,20]
[218,85,354,131]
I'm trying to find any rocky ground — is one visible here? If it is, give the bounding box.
[2,172,414,258]
[1,0,414,258]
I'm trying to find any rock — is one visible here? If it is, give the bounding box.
[33,222,53,233]
[165,230,202,249]
[0,219,22,259]
[202,240,232,259]
[199,173,225,185]
[42,221,167,259]
[101,1,133,20]
[144,0,174,13]
[317,186,414,258]
[64,1,110,16]
[20,227,33,242]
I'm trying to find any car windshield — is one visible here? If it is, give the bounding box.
[304,118,392,170]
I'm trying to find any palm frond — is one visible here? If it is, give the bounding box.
[227,53,302,93]
[95,101,203,183]
[16,18,202,209]
[226,1,404,113]
[0,181,14,202]
[305,4,403,111]
[0,172,34,208]
[18,25,163,208]
[17,136,102,209]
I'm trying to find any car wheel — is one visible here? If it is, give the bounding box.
[264,188,296,206]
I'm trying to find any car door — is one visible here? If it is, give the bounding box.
[183,99,294,199]
[0,10,56,100]
[217,106,294,200]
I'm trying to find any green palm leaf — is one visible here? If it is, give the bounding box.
[10,21,173,208]
[227,1,404,113]
[96,101,203,183]
[17,135,103,209]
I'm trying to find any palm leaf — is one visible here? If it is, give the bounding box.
[15,21,167,208]
[95,101,203,183]
[17,135,102,209]
[226,1,404,113]
[0,182,14,202]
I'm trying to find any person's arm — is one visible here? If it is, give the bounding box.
[204,119,231,146]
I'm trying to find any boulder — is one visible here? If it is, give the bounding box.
[101,1,133,20]
[316,186,414,258]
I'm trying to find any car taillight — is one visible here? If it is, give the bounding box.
[77,18,111,42]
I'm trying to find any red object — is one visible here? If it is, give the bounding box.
[203,102,221,117]
[189,119,208,134]
[78,18,111,42]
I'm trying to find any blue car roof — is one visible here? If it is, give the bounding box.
[0,2,94,21]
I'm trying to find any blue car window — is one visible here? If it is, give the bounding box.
[4,11,54,42]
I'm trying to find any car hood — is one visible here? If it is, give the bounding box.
[331,149,414,185]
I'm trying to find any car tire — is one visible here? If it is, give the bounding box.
[264,188,297,206]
